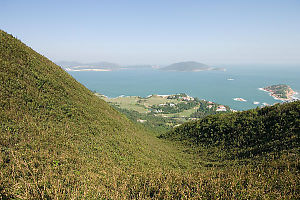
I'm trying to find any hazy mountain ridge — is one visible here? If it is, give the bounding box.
[160,61,225,72]
[57,61,121,70]
[57,60,227,72]
[57,61,160,71]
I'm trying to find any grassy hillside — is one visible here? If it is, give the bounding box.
[0,30,194,199]
[1,30,299,199]
[161,101,299,160]
[159,102,299,199]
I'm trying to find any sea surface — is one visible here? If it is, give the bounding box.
[67,64,300,110]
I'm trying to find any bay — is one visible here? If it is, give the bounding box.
[68,64,300,110]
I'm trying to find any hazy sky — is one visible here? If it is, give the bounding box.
[1,0,300,65]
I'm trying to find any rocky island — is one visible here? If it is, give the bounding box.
[261,84,296,101]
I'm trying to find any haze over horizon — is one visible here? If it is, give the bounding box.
[1,0,300,65]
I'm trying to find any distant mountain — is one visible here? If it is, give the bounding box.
[57,61,120,71]
[160,61,225,72]
[125,65,159,69]
[57,62,162,71]
[56,61,83,67]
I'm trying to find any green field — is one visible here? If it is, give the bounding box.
[101,94,223,119]
[157,106,200,118]
[101,95,149,113]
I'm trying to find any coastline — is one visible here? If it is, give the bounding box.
[66,68,112,72]
[258,87,296,101]
[291,91,299,100]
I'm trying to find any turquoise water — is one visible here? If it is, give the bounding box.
[68,65,300,110]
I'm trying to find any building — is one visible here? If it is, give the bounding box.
[207,105,213,109]
[216,105,227,112]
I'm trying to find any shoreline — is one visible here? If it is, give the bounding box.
[291,91,300,100]
[258,87,297,101]
[65,68,112,72]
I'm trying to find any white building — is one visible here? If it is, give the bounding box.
[207,105,213,109]
[216,105,227,112]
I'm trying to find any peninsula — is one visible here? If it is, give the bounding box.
[58,61,120,71]
[260,84,296,101]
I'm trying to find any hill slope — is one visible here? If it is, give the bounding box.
[0,30,193,199]
[161,101,300,159]
[1,30,299,199]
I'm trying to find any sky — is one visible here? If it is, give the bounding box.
[1,0,300,65]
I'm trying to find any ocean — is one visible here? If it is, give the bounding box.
[67,64,300,110]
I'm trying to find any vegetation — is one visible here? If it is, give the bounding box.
[112,106,176,134]
[151,101,198,114]
[102,93,231,126]
[0,30,191,199]
[1,30,299,199]
[161,101,300,159]
[263,84,295,100]
[109,95,231,135]
[190,99,231,118]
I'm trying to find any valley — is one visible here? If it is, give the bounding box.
[1,30,299,199]
[97,93,232,133]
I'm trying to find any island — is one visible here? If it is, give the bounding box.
[260,84,296,101]
[159,61,225,72]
